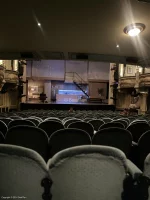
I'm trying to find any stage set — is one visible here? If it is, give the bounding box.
[20,102,115,111]
[23,80,115,111]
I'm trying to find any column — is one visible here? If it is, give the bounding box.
[108,63,114,105]
[140,92,148,114]
[22,60,27,103]
[44,81,51,102]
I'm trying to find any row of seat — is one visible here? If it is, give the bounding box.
[1,125,150,169]
[2,144,150,200]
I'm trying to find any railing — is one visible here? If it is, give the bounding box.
[65,72,87,85]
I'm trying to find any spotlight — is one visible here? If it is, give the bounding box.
[123,23,145,37]
[38,23,41,26]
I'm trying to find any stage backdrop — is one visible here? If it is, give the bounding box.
[66,60,88,82]
[88,61,110,80]
[26,60,65,80]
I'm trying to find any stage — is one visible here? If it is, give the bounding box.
[20,102,115,111]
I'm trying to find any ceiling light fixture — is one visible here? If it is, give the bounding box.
[116,45,119,48]
[123,23,145,37]
[38,23,41,26]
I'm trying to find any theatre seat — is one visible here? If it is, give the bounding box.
[68,121,94,138]
[5,126,49,161]
[92,127,132,156]
[0,131,4,143]
[49,128,91,157]
[136,153,150,200]
[127,122,150,143]
[0,144,51,200]
[99,122,125,130]
[0,120,8,136]
[8,119,36,129]
[88,119,105,131]
[38,120,64,137]
[48,145,142,200]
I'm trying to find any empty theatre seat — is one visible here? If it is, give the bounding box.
[92,127,132,156]
[68,121,94,138]
[26,118,40,126]
[88,119,105,131]
[101,118,112,123]
[0,144,51,199]
[64,118,82,128]
[8,119,36,128]
[84,117,96,122]
[44,117,62,123]
[0,120,8,136]
[138,130,150,170]
[113,119,128,128]
[99,122,125,130]
[5,126,49,161]
[0,131,4,143]
[49,128,91,157]
[48,145,142,200]
[38,120,64,137]
[136,153,150,200]
[0,118,12,125]
[127,121,150,143]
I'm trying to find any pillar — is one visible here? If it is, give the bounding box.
[44,81,51,102]
[108,63,115,105]
[140,92,148,114]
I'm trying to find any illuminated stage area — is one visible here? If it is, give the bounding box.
[20,102,115,111]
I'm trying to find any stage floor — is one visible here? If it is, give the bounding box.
[20,102,115,111]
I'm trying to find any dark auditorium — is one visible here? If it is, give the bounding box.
[1,0,150,199]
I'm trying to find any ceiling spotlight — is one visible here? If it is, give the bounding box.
[38,23,41,26]
[116,45,119,48]
[123,23,145,37]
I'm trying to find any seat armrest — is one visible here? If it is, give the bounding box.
[132,141,138,147]
[127,159,142,180]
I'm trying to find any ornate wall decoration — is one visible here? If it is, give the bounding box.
[119,77,136,89]
[0,66,5,90]
[5,70,19,84]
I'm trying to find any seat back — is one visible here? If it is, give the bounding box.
[0,144,50,199]
[38,120,64,137]
[48,145,128,200]
[99,122,125,130]
[0,118,12,125]
[68,121,94,138]
[101,118,112,123]
[88,119,105,131]
[26,118,40,126]
[127,122,150,142]
[8,119,35,128]
[0,120,8,136]
[5,126,49,161]
[138,131,150,170]
[0,131,4,143]
[64,118,82,128]
[113,120,128,128]
[49,128,91,157]
[92,127,132,156]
